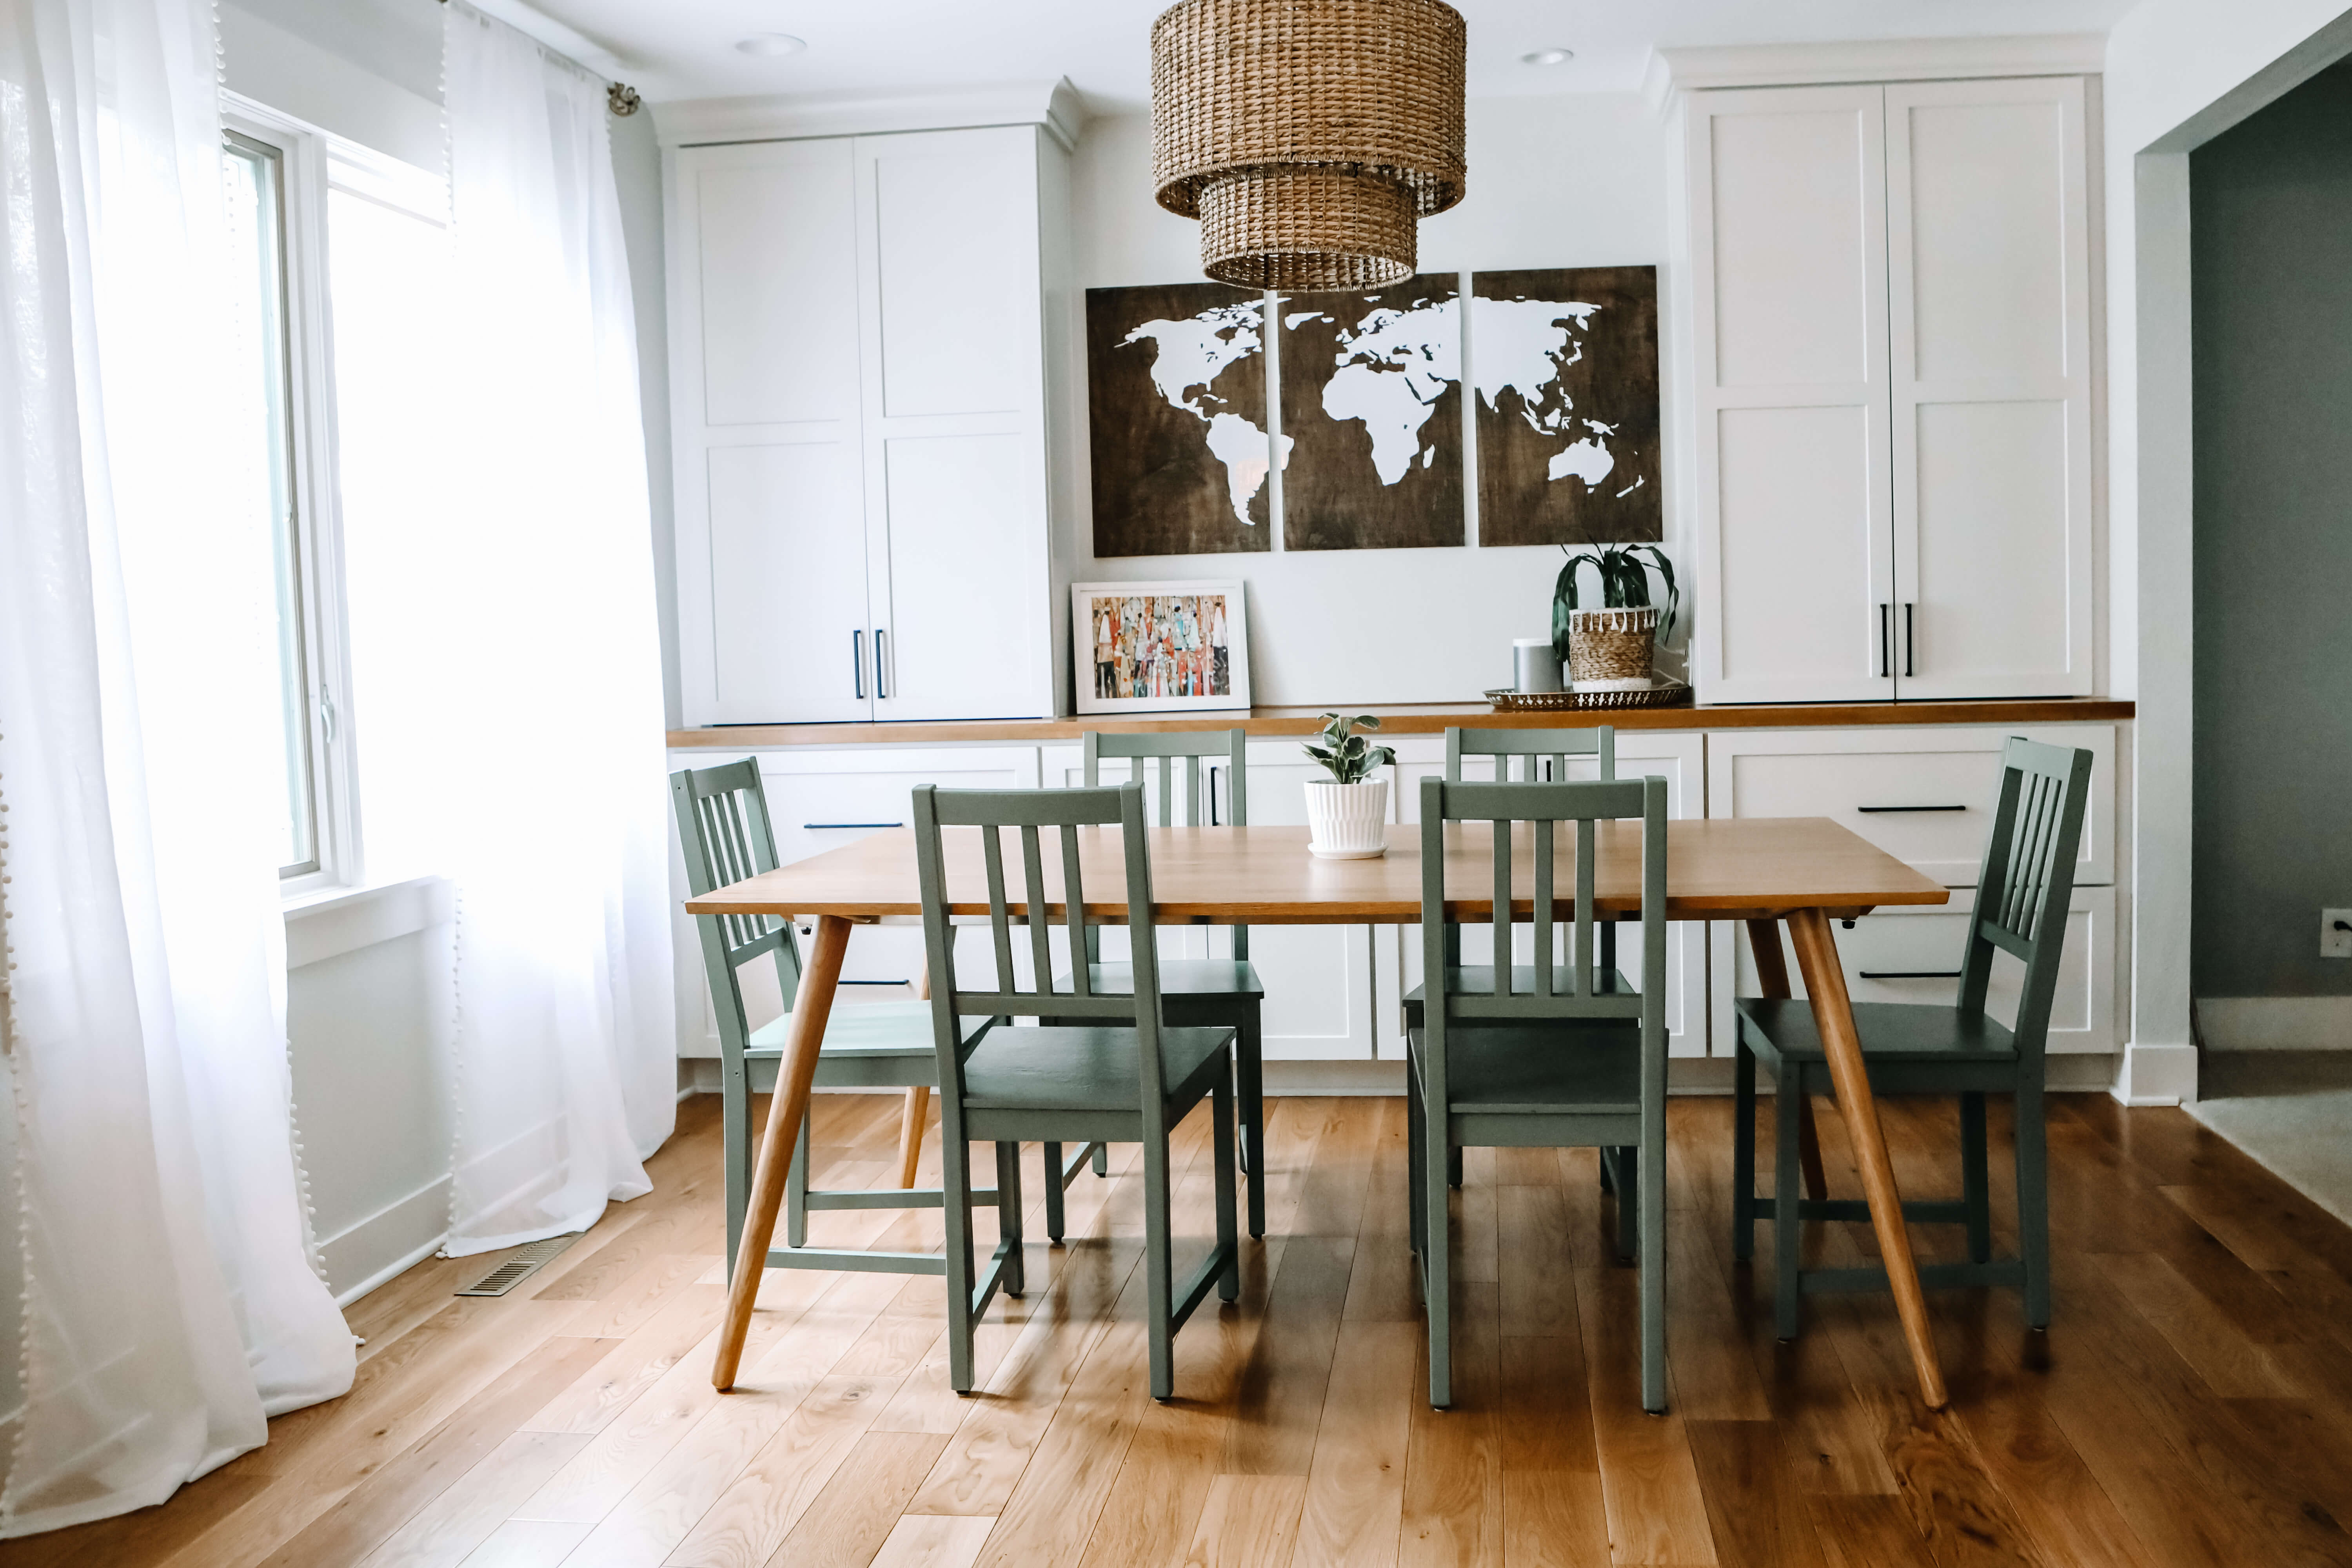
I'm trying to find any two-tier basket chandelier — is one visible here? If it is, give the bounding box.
[1149,0,1468,292]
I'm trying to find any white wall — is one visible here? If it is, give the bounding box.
[1059,96,1682,708]
[2099,0,2352,1101]
[218,2,441,170]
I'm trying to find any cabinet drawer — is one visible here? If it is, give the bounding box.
[1709,884,2117,1056]
[1704,725,2113,885]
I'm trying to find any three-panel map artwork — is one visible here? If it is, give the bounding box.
[1085,267,1661,557]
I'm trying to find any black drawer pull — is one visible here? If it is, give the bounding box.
[804,821,904,830]
[1859,969,1963,980]
[1856,804,1967,813]
[838,978,913,986]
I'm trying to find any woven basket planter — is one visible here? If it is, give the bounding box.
[1566,606,1660,690]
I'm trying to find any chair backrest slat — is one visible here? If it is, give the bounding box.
[1957,737,2095,1061]
[1533,817,1555,999]
[1446,725,1616,785]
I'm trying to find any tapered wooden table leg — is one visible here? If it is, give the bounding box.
[1784,907,1949,1410]
[1745,918,1829,1201]
[897,969,931,1188]
[713,912,851,1390]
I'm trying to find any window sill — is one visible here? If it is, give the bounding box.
[284,875,453,970]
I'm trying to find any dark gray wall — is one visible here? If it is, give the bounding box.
[2192,58,2352,997]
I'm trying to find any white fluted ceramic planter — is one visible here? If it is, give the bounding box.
[1304,779,1389,859]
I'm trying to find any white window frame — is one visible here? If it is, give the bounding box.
[225,95,362,898]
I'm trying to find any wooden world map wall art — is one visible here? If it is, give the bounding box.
[1278,274,1464,551]
[1085,266,1660,556]
[1086,282,1276,557]
[1471,266,1661,546]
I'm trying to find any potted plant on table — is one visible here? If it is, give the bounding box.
[1302,713,1395,859]
[1553,544,1679,690]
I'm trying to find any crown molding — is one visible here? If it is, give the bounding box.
[653,77,1084,152]
[1643,33,2107,112]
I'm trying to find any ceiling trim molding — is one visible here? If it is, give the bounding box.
[1643,33,2107,110]
[653,77,1084,151]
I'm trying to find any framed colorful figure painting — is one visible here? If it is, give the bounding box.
[1072,581,1251,715]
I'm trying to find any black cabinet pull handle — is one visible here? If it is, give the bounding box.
[875,627,890,700]
[1903,602,1915,678]
[852,630,865,699]
[1877,603,1890,678]
[804,821,904,830]
[1856,804,1967,813]
[1860,969,1963,980]
[837,978,912,986]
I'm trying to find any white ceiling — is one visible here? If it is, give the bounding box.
[523,0,2134,109]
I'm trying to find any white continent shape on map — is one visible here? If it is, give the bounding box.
[1121,303,1291,527]
[1467,296,1644,498]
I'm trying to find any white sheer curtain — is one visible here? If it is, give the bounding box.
[0,0,354,1536]
[421,3,677,1253]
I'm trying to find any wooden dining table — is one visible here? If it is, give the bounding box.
[684,814,1955,1408]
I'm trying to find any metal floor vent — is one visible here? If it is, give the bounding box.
[455,1232,584,1297]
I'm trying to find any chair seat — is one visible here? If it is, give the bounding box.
[1067,960,1266,999]
[963,1024,1234,1113]
[748,999,935,1058]
[1409,1024,1642,1115]
[1735,998,2018,1062]
[1403,966,1637,1020]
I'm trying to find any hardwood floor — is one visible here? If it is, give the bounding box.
[14,1085,2352,1568]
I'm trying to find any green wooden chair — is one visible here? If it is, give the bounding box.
[1732,736,2094,1337]
[1409,773,1671,1411]
[1407,727,1629,1193]
[914,781,1240,1399]
[672,759,1099,1283]
[1068,729,1266,1237]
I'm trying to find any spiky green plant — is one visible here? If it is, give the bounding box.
[1552,544,1680,661]
[1304,712,1394,785]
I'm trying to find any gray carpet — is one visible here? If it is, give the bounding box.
[2191,1052,2352,1226]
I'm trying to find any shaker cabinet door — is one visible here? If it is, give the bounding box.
[1687,85,1896,705]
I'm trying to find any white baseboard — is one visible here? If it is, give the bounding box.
[2110,1042,2199,1107]
[1264,1060,1406,1096]
[318,1174,451,1305]
[2196,997,2352,1052]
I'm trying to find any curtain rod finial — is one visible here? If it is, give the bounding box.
[607,82,641,116]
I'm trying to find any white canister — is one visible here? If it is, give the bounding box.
[1513,637,1564,693]
[1303,778,1390,859]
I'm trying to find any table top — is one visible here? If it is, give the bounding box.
[684,818,1950,926]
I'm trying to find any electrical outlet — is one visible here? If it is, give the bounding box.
[2325,909,2352,960]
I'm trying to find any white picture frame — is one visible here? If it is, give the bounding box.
[1072,580,1251,715]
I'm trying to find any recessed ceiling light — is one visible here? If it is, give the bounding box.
[734,33,806,57]
[1522,47,1575,66]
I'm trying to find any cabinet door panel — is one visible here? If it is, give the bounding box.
[707,442,869,723]
[870,143,1036,419]
[694,153,860,427]
[1687,86,1895,705]
[1887,77,2092,699]
[1711,886,2115,1055]
[1238,747,1380,1059]
[873,432,1035,721]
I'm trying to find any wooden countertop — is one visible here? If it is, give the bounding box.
[667,696,2134,749]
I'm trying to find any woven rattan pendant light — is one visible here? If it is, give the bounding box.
[1150,0,1467,292]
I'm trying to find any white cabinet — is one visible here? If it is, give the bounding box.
[669,127,1061,726]
[1685,77,2094,704]
[1388,732,1710,1059]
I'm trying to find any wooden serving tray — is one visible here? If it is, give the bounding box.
[1484,679,1694,712]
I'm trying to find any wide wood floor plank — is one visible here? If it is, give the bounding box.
[1398,1281,1504,1568]
[754,1430,949,1568]
[1574,1266,1715,1568]
[1291,1319,1415,1568]
[1182,1472,1307,1568]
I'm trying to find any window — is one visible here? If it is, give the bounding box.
[221,109,355,893]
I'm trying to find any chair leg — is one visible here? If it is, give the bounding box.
[722,1066,751,1283]
[1213,1074,1241,1302]
[1042,1142,1066,1244]
[1960,1092,1991,1265]
[1732,1041,1757,1262]
[1612,1148,1638,1265]
[941,1134,978,1392]
[1092,1143,1109,1177]
[1641,1097,1668,1416]
[1448,1143,1464,1190]
[785,1102,812,1250]
[2016,1079,2051,1329]
[995,1141,1026,1298]
[1144,1124,1177,1401]
[1425,1113,1454,1408]
[1774,1064,1804,1340]
[1406,1054,1427,1273]
[1239,1005,1266,1239]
